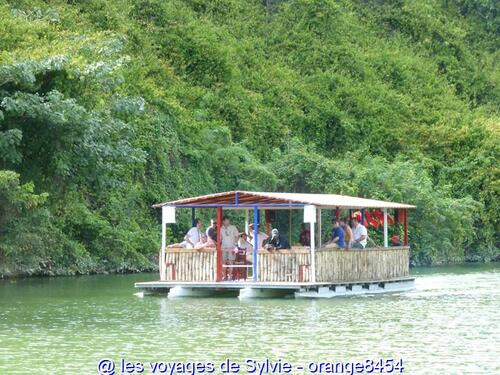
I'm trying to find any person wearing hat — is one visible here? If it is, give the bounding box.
[265,228,290,250]
[234,232,253,261]
[247,223,269,249]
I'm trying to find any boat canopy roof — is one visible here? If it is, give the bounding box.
[153,191,415,209]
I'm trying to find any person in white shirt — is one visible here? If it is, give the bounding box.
[351,217,368,249]
[221,216,239,273]
[234,233,254,279]
[184,218,202,248]
[247,223,269,248]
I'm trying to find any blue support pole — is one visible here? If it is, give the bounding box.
[191,207,196,227]
[253,206,259,282]
[361,209,365,224]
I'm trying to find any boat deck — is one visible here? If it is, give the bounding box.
[135,276,415,298]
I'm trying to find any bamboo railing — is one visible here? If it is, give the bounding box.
[315,247,410,282]
[258,248,311,282]
[163,248,216,281]
[160,246,409,283]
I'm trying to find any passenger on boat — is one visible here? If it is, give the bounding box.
[340,218,353,249]
[324,219,345,248]
[299,223,311,246]
[167,241,189,248]
[206,219,217,242]
[265,228,290,250]
[391,235,401,247]
[221,216,239,268]
[247,223,268,248]
[234,232,253,262]
[184,218,203,248]
[351,217,368,249]
[232,233,252,280]
[194,234,215,249]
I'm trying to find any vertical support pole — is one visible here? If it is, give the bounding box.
[383,208,388,248]
[349,209,353,221]
[216,207,223,282]
[191,207,195,227]
[245,209,249,234]
[361,208,365,225]
[288,209,292,247]
[335,207,340,221]
[310,219,316,283]
[403,208,409,246]
[318,208,322,250]
[253,206,259,281]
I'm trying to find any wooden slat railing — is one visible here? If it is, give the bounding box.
[315,247,410,282]
[163,248,216,281]
[258,249,311,282]
[160,246,409,283]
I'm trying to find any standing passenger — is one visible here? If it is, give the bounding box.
[351,217,368,249]
[220,216,239,279]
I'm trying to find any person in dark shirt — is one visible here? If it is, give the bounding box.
[299,223,311,246]
[206,219,217,242]
[328,219,345,248]
[265,228,290,250]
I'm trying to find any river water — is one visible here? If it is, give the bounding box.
[0,264,499,374]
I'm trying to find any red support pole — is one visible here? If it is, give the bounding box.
[335,207,340,221]
[403,208,409,246]
[216,207,223,282]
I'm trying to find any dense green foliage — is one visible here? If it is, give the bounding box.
[0,0,498,276]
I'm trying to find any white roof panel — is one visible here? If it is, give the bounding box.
[155,191,415,209]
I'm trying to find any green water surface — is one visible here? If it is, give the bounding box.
[0,264,499,374]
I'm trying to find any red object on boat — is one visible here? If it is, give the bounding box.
[365,210,380,229]
[373,209,395,225]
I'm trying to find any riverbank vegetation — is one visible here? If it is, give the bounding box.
[0,0,498,276]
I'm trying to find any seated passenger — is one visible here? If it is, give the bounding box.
[167,241,189,248]
[391,235,401,247]
[299,223,311,246]
[184,218,203,248]
[247,223,269,248]
[265,228,290,250]
[324,220,345,248]
[340,218,353,249]
[194,234,215,250]
[351,217,368,249]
